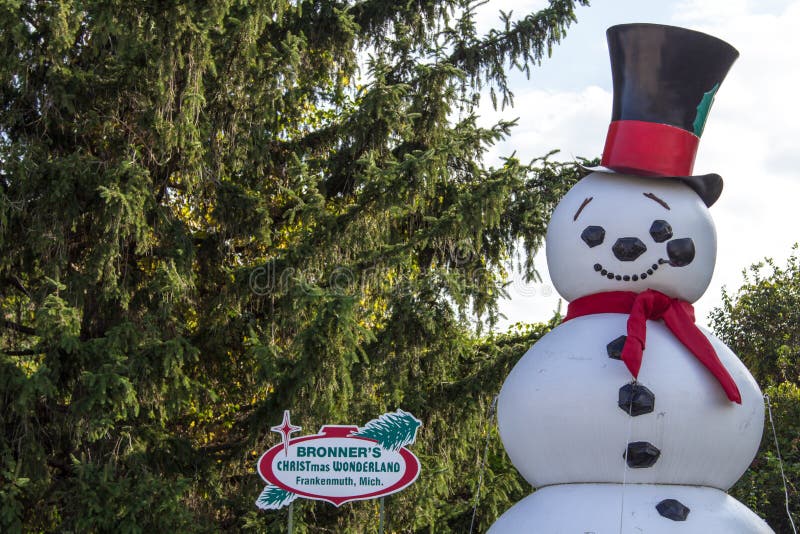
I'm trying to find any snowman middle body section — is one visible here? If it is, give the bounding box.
[498,172,764,489]
[499,314,763,488]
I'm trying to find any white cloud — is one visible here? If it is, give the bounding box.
[479,85,611,165]
[473,0,550,36]
[669,0,800,322]
[672,0,751,21]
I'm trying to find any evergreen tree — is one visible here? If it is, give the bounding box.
[710,249,800,533]
[0,1,586,531]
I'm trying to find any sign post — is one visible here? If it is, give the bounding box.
[379,496,385,534]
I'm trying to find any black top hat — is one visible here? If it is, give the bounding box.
[594,24,739,206]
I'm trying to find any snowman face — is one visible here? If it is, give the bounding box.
[546,172,716,303]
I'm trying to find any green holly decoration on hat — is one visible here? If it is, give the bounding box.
[693,83,720,137]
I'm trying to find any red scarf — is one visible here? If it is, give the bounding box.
[563,289,742,404]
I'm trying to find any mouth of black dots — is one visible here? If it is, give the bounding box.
[593,259,669,282]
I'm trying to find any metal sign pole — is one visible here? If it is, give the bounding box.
[288,502,294,534]
[379,497,385,534]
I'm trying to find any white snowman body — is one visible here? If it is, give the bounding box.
[489,484,771,533]
[489,172,773,533]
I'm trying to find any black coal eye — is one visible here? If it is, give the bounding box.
[649,220,673,243]
[581,225,605,248]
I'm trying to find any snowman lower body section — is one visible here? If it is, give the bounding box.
[487,483,774,533]
[498,314,764,489]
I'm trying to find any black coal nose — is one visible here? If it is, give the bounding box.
[612,237,647,261]
[667,238,695,266]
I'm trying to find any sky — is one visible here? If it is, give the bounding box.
[472,0,800,329]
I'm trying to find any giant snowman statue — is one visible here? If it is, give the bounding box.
[489,24,775,533]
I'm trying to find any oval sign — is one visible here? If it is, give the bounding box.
[258,425,420,506]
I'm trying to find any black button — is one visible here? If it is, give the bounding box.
[581,226,605,248]
[649,220,673,242]
[667,238,695,267]
[656,499,690,521]
[624,441,660,468]
[606,335,627,360]
[618,382,655,416]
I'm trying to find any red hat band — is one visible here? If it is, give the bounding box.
[601,120,700,177]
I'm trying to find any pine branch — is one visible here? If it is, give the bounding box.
[448,0,587,106]
[2,348,45,356]
[255,485,298,510]
[3,276,31,298]
[2,319,36,336]
[199,440,246,456]
[351,410,422,451]
[349,0,441,43]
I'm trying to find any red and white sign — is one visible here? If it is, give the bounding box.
[256,411,422,508]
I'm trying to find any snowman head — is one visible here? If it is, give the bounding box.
[546,172,716,303]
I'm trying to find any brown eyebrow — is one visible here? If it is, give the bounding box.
[573,197,593,221]
[643,192,670,210]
